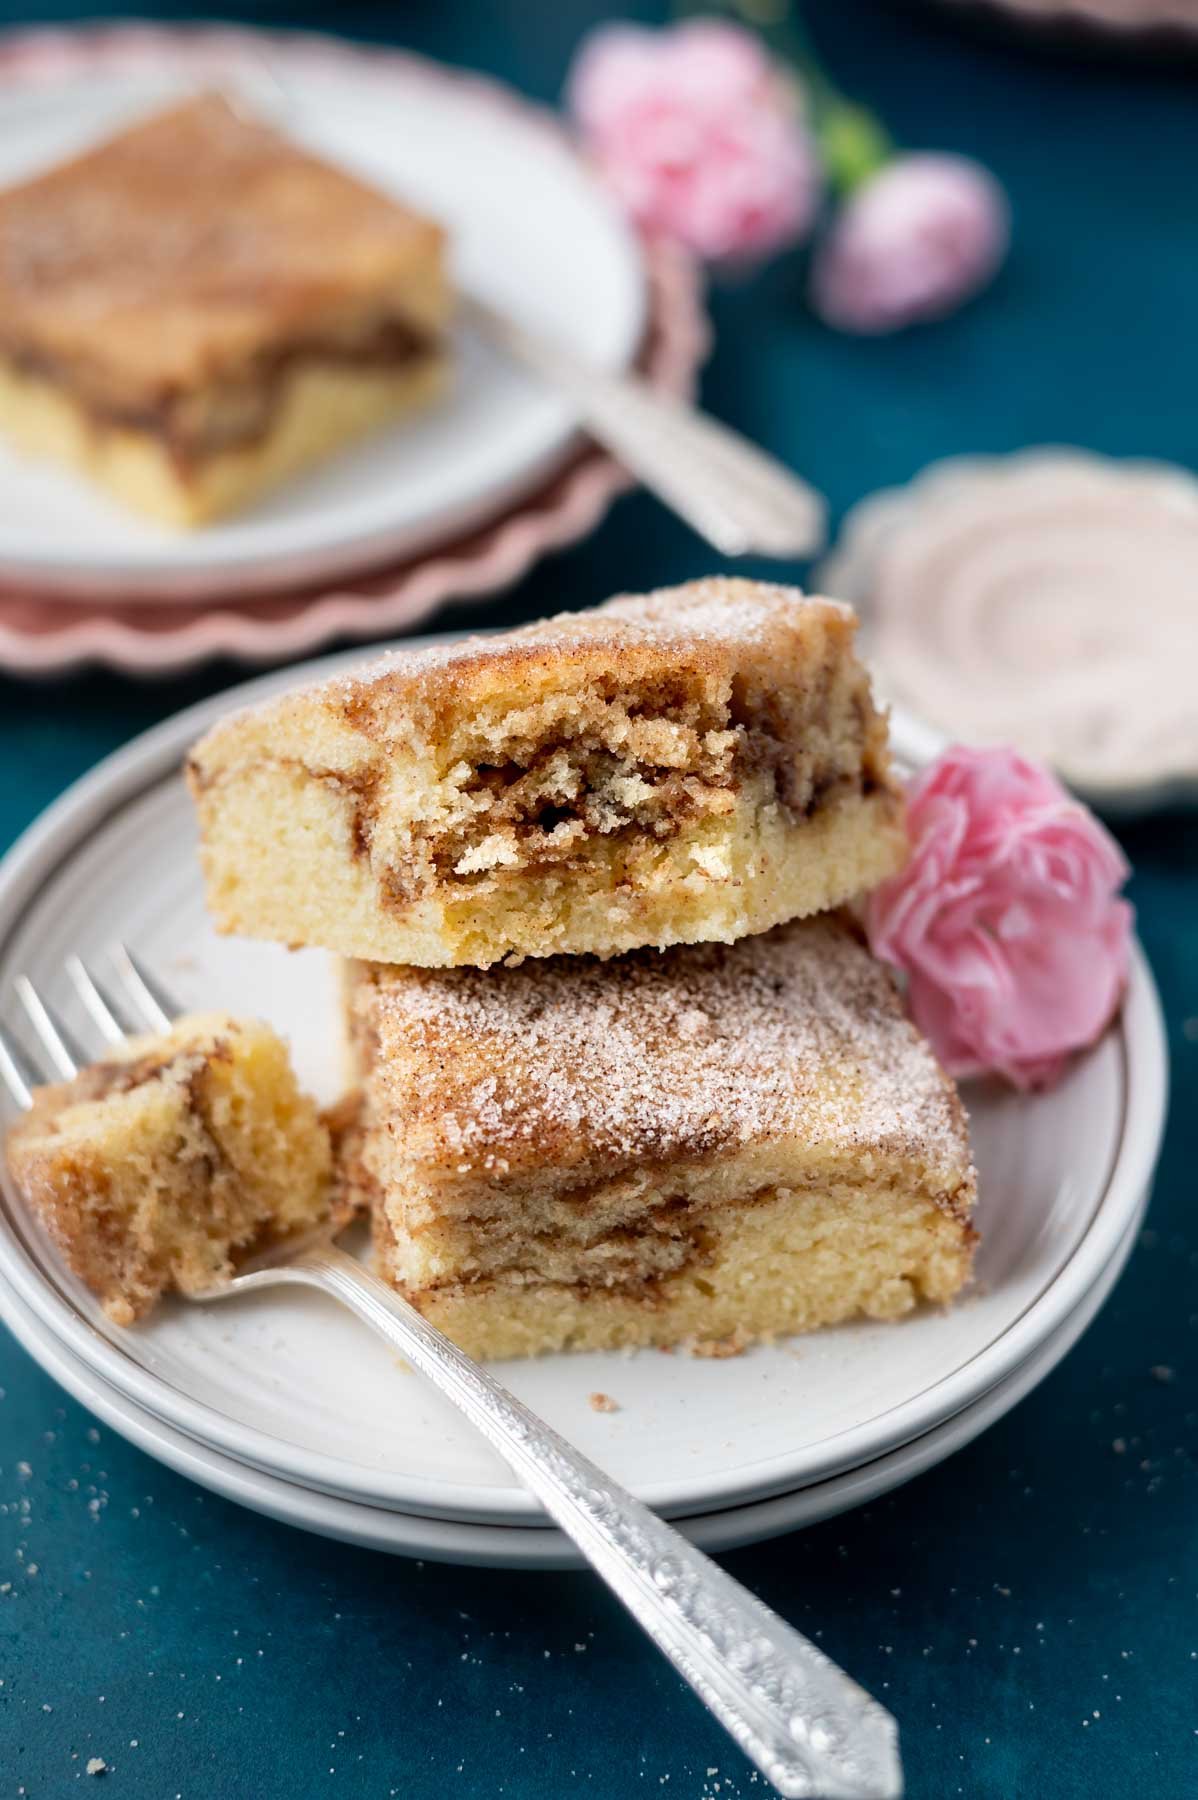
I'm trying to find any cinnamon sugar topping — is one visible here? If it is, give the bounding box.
[312,578,851,717]
[360,915,972,1180]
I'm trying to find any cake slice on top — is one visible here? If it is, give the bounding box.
[345,913,977,1360]
[189,578,905,968]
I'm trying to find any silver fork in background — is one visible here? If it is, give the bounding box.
[1,951,902,1800]
[461,294,826,561]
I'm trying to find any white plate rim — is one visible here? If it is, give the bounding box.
[0,640,1169,1523]
[0,1184,1148,1567]
[0,23,647,601]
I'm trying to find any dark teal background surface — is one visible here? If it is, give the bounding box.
[1,3,1197,1794]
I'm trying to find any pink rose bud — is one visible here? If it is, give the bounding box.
[567,21,819,263]
[866,745,1133,1090]
[810,152,1009,333]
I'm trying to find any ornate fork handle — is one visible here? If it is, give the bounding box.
[461,295,827,562]
[248,1243,900,1799]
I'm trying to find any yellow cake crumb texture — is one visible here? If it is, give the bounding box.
[0,355,449,527]
[5,1013,333,1323]
[371,1178,974,1362]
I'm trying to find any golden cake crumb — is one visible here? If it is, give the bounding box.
[688,1331,751,1360]
[5,1014,334,1323]
[588,1392,620,1413]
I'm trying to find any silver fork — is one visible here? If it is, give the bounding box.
[1,950,902,1800]
[460,296,826,561]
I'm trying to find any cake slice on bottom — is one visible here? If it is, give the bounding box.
[5,1014,334,1324]
[345,915,977,1360]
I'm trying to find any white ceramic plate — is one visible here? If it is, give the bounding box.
[0,637,1168,1526]
[0,36,645,601]
[0,1186,1147,1567]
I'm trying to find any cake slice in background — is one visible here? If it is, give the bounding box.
[345,914,977,1360]
[6,1015,334,1323]
[0,94,449,525]
[189,578,905,968]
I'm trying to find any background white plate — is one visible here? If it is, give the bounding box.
[0,1185,1147,1567]
[0,639,1168,1527]
[0,37,645,600]
[816,449,1198,814]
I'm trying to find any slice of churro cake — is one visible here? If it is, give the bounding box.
[189,578,905,968]
[345,914,977,1360]
[0,94,449,525]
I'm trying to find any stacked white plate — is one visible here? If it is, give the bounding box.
[0,643,1168,1567]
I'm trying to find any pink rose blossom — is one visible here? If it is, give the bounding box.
[810,153,1008,333]
[866,746,1133,1090]
[567,21,819,263]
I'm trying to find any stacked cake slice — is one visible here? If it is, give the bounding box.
[191,577,977,1356]
[0,95,450,526]
[346,922,975,1359]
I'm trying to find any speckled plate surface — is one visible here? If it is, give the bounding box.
[0,1187,1148,1566]
[0,636,1168,1527]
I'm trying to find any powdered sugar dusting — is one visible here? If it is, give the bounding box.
[363,917,972,1184]
[307,577,848,712]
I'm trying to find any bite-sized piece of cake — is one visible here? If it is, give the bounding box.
[0,94,449,525]
[189,578,905,968]
[5,1014,333,1324]
[345,914,977,1360]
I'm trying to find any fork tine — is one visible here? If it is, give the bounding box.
[0,1021,43,1107]
[112,944,179,1032]
[65,955,132,1043]
[14,976,82,1079]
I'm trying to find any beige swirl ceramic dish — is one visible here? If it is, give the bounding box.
[0,635,1167,1531]
[819,449,1198,813]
